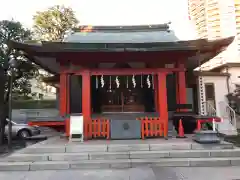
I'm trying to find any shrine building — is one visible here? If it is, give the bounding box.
[9,24,234,140]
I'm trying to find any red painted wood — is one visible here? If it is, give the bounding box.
[175,61,187,112]
[154,75,158,112]
[178,71,187,104]
[70,68,185,75]
[66,75,70,114]
[157,72,168,138]
[59,73,67,116]
[85,119,110,139]
[82,70,91,138]
[139,117,164,139]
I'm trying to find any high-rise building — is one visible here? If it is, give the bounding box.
[188,0,239,70]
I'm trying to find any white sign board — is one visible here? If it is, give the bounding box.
[70,115,84,142]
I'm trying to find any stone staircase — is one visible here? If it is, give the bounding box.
[1,138,240,171]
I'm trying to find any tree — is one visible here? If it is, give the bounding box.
[33,5,79,41]
[0,20,38,144]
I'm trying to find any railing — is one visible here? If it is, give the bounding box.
[219,101,237,128]
[137,117,165,139]
[203,101,217,117]
[203,101,217,131]
[85,119,110,139]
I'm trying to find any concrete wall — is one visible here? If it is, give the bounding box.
[200,76,229,117]
[199,75,236,133]
[12,109,59,123]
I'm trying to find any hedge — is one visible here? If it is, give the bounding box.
[12,100,56,109]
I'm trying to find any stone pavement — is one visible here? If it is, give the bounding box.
[1,167,240,180]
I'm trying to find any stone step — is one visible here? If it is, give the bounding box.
[4,149,240,162]
[1,157,240,171]
[19,142,234,154]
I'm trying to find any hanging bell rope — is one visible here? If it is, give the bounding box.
[126,76,129,89]
[115,76,120,88]
[132,74,136,88]
[141,74,143,88]
[147,75,151,88]
[100,75,105,88]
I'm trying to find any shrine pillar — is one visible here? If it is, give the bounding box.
[176,62,187,106]
[157,72,168,137]
[154,75,159,112]
[82,70,91,137]
[59,72,68,116]
[59,72,70,136]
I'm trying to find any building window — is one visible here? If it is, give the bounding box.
[204,83,216,109]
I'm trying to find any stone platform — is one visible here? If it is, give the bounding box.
[0,136,240,171]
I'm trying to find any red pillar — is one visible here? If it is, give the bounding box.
[59,73,67,116]
[178,71,187,104]
[82,70,91,135]
[176,62,187,106]
[60,72,70,136]
[157,72,168,138]
[154,75,158,112]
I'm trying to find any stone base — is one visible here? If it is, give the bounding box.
[193,130,221,144]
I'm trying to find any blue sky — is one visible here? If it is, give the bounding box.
[0,0,195,39]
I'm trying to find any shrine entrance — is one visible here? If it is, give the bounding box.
[96,75,154,113]
[101,88,145,113]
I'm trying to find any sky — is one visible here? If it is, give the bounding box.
[0,0,196,39]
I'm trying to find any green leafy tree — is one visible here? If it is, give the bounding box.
[0,20,38,144]
[33,5,79,41]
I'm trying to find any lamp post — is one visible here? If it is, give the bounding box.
[7,58,17,149]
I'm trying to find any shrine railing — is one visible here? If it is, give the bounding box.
[84,119,110,139]
[137,117,165,139]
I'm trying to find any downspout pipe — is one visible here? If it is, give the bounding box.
[226,67,230,94]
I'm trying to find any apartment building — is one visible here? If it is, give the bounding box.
[188,0,239,70]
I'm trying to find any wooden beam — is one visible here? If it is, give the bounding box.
[69,68,185,75]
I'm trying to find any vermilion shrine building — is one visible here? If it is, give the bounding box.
[10,24,234,139]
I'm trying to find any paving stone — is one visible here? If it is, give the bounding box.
[0,162,30,171]
[22,146,66,154]
[131,159,189,167]
[150,143,191,151]
[210,149,240,157]
[66,145,107,153]
[70,160,110,169]
[108,144,149,152]
[153,159,190,167]
[169,150,210,158]
[191,142,233,150]
[49,153,88,161]
[230,158,240,166]
[1,154,49,162]
[110,159,131,169]
[89,152,129,160]
[189,158,231,167]
[30,161,70,170]
[130,151,169,159]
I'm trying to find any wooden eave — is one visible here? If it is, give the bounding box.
[8,36,234,74]
[211,62,240,72]
[194,71,230,76]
